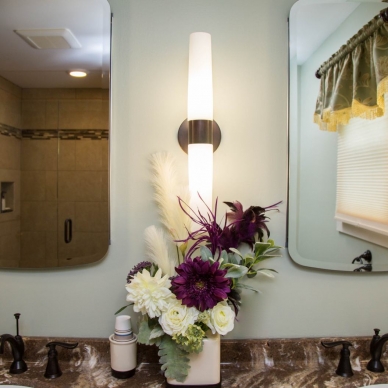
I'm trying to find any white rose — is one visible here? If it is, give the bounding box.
[159,299,199,336]
[210,301,235,335]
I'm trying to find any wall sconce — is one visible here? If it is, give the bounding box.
[178,32,221,214]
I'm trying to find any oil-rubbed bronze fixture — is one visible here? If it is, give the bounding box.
[0,313,27,374]
[352,250,372,272]
[44,341,78,378]
[321,340,354,377]
[367,328,388,372]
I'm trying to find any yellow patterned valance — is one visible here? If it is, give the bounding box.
[314,9,388,132]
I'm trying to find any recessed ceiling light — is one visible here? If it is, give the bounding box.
[69,70,88,78]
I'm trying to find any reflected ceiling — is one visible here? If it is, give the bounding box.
[0,0,110,89]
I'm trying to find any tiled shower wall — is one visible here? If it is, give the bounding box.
[0,76,21,267]
[20,89,109,267]
[0,80,109,268]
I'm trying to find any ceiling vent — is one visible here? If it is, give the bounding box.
[14,28,82,49]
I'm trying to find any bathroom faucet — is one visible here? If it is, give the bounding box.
[0,313,28,374]
[367,328,388,372]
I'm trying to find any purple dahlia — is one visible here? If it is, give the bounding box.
[172,257,230,311]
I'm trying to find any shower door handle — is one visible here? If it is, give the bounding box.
[64,219,72,244]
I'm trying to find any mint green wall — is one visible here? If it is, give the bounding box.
[1,0,388,339]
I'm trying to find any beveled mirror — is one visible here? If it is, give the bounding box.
[288,0,388,271]
[0,0,110,268]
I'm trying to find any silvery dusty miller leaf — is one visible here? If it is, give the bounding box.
[158,335,190,382]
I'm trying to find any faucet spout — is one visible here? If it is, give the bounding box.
[367,329,388,373]
[0,334,28,374]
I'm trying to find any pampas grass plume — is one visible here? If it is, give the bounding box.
[150,152,190,242]
[144,225,177,277]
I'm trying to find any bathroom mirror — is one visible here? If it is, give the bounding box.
[0,0,111,268]
[288,0,388,271]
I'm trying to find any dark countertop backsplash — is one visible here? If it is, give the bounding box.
[1,336,388,387]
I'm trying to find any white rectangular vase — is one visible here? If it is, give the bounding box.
[166,332,221,387]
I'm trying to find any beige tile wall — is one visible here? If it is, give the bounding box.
[20,88,109,267]
[22,88,109,130]
[0,76,21,267]
[0,76,22,129]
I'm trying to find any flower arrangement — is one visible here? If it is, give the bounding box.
[118,153,282,383]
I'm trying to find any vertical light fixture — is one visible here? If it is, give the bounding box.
[178,32,221,215]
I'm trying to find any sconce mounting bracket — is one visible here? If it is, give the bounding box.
[177,119,221,154]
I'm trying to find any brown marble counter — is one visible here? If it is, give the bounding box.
[1,336,388,387]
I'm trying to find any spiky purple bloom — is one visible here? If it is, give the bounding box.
[176,195,224,260]
[171,257,230,312]
[176,195,281,258]
[219,201,281,251]
[127,261,152,283]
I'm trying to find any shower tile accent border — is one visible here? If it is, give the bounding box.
[0,124,109,141]
[21,129,109,140]
[0,123,21,139]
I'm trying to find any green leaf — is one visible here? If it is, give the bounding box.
[256,268,278,278]
[151,337,162,346]
[114,304,132,315]
[225,264,248,278]
[228,253,239,264]
[236,283,261,293]
[254,254,282,265]
[200,246,213,261]
[220,250,229,263]
[137,321,153,345]
[243,255,255,266]
[229,247,243,259]
[247,270,257,278]
[150,326,165,340]
[254,242,271,256]
[158,335,190,383]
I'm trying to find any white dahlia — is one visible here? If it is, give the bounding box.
[125,268,173,318]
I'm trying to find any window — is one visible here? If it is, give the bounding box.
[335,98,388,247]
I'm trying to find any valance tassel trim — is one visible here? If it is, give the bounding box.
[314,75,388,132]
[314,7,388,132]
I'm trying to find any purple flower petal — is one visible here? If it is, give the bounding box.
[171,257,230,312]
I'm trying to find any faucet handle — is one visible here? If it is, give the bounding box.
[12,313,20,335]
[44,341,78,379]
[321,340,353,377]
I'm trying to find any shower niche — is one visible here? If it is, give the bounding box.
[1,182,14,213]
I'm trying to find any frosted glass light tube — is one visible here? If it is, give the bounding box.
[187,32,213,121]
[188,144,213,214]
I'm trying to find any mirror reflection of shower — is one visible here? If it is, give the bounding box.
[0,0,111,269]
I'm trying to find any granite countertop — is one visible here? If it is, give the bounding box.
[1,336,388,387]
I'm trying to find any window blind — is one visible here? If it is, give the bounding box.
[335,97,388,245]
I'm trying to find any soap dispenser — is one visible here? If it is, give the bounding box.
[109,315,137,379]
